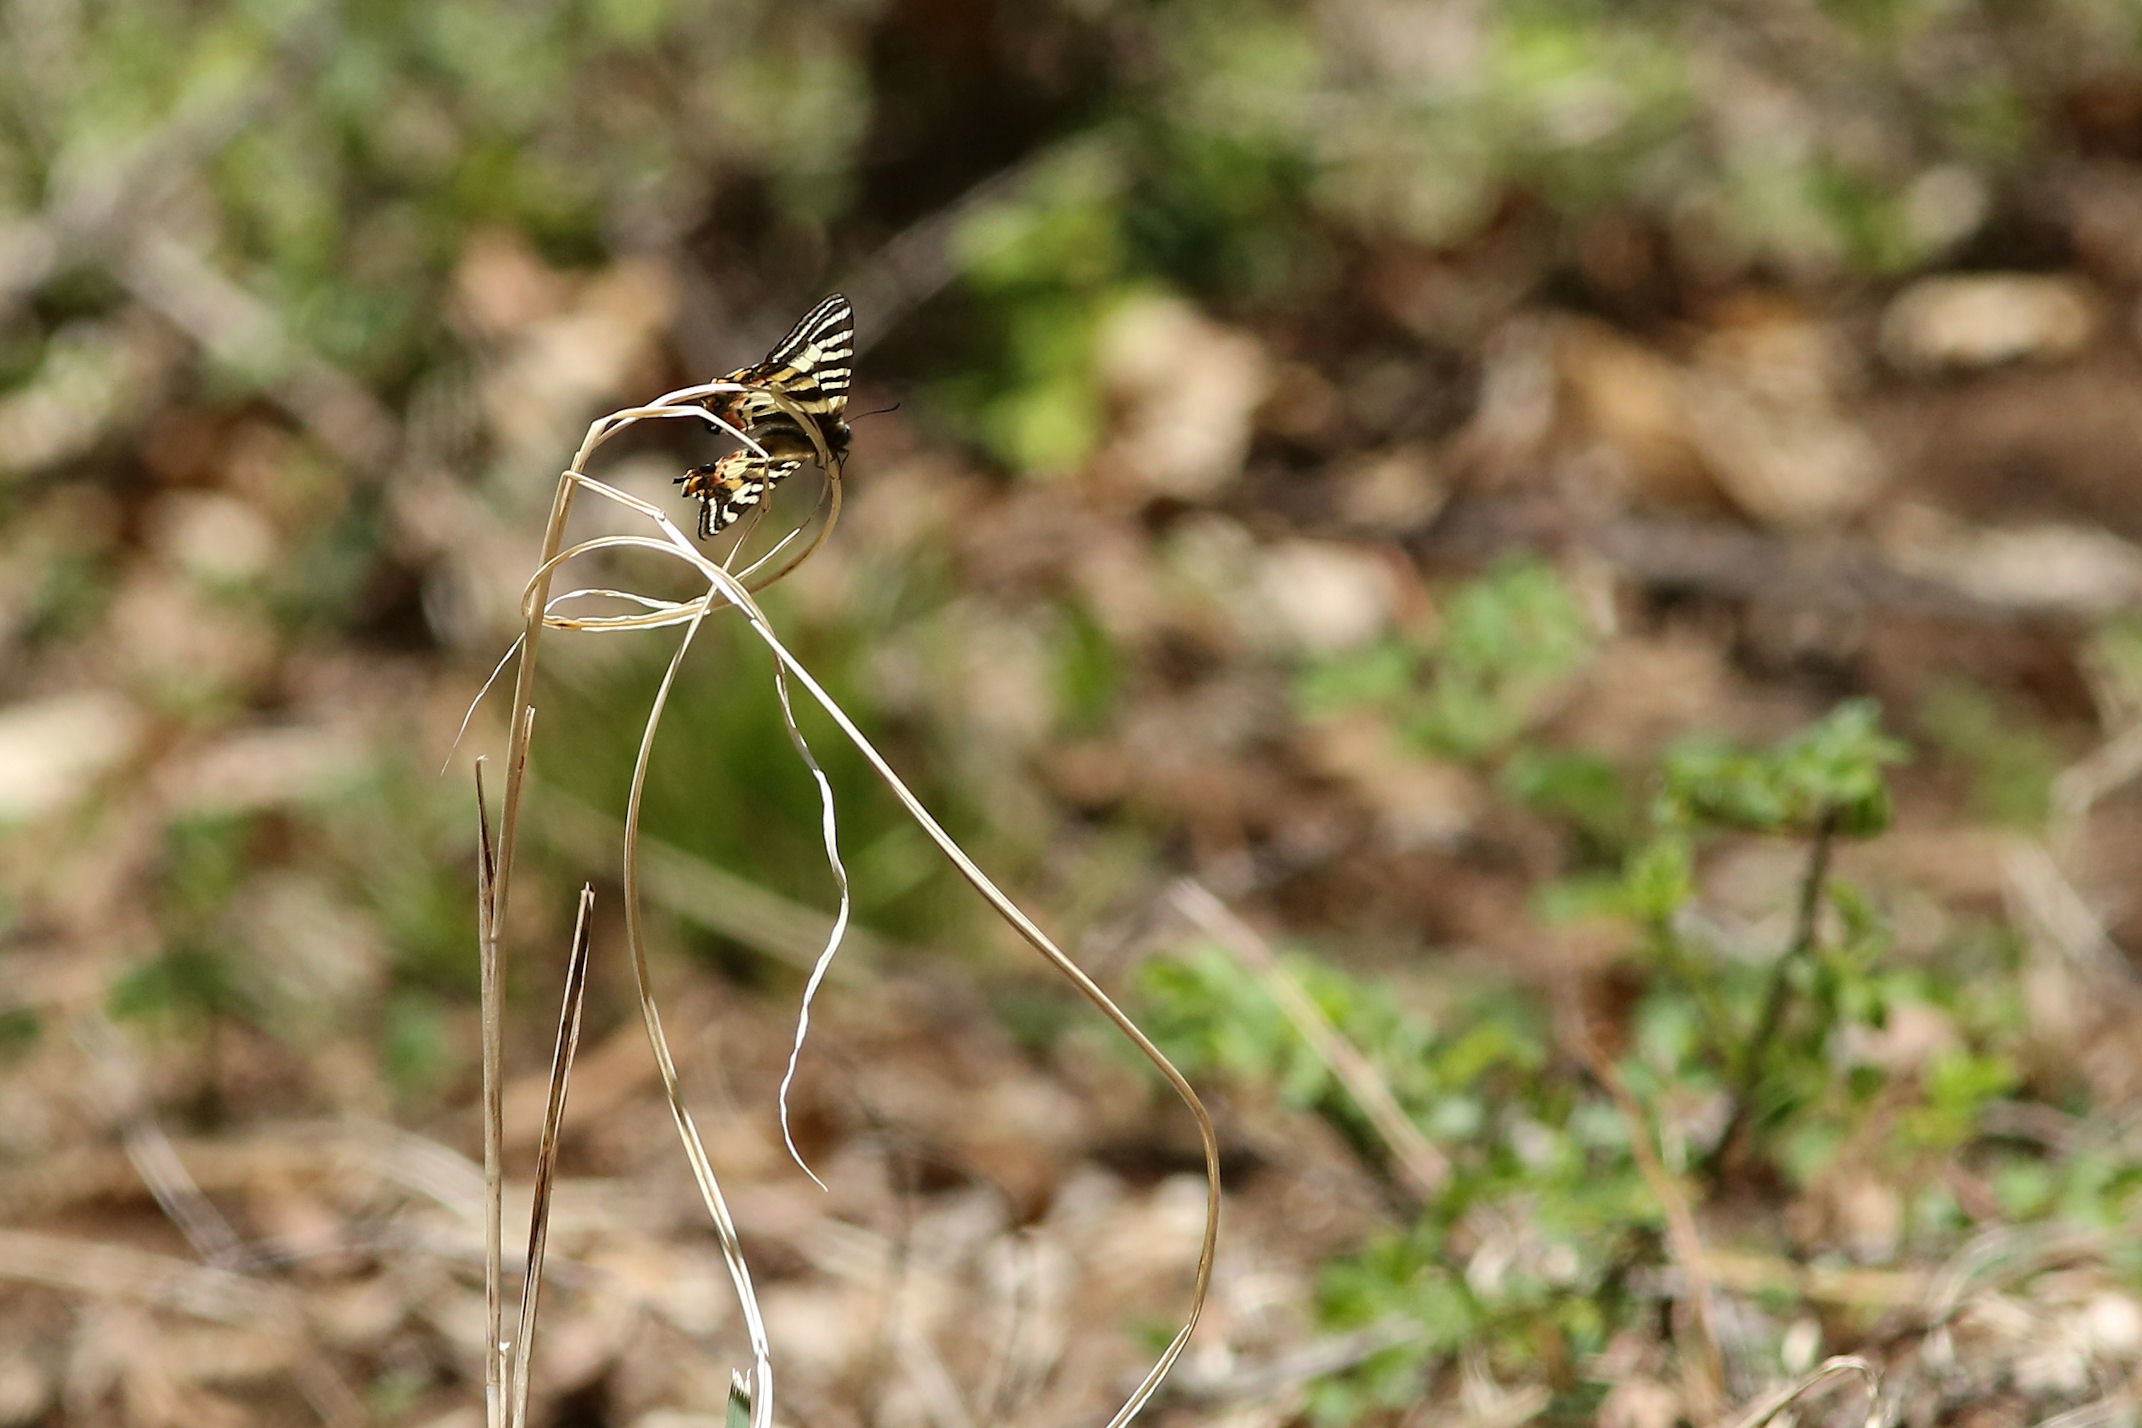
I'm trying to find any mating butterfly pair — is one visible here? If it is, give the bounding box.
[676,293,855,540]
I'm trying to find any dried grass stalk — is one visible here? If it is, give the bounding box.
[1725,1356,1883,1428]
[468,377,1218,1428]
[506,884,595,1428]
[475,757,506,1428]
[1172,880,1447,1201]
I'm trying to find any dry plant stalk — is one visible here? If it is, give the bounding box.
[1558,1008,1725,1425]
[469,377,1220,1428]
[1171,879,1449,1201]
[474,758,506,1427]
[508,884,594,1426]
[1724,1355,1883,1428]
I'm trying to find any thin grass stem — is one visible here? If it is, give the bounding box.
[474,759,504,1428]
[506,884,595,1428]
[617,599,777,1428]
[485,376,1204,1428]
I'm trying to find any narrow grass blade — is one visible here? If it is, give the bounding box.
[524,468,1222,1428]
[618,602,777,1428]
[475,757,505,1428]
[1172,880,1446,1201]
[1725,1356,1882,1428]
[506,884,595,1428]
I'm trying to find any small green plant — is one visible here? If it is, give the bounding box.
[1141,645,2126,1416]
[1612,699,1909,1174]
[1915,679,2057,827]
[109,814,260,1029]
[1139,943,1543,1152]
[943,149,1137,474]
[1139,938,1654,1420]
[107,944,250,1027]
[1658,699,1905,840]
[1501,745,1636,860]
[0,1006,40,1057]
[1300,559,1593,764]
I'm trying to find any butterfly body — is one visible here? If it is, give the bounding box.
[677,293,854,537]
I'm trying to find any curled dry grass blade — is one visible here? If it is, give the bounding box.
[470,377,1220,1428]
[1724,1356,1883,1428]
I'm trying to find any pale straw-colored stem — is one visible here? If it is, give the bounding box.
[521,475,1220,1428]
[474,759,505,1428]
[506,885,595,1428]
[480,382,839,1428]
[488,375,1209,1428]
[1171,880,1447,1201]
[618,600,778,1428]
[1724,1356,1881,1428]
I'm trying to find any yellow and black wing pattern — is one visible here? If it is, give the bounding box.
[678,453,804,539]
[744,292,855,426]
[677,293,855,538]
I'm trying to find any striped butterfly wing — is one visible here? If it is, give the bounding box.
[715,293,855,460]
[752,292,854,418]
[677,454,804,538]
[682,294,855,540]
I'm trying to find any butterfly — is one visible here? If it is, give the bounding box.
[677,293,854,539]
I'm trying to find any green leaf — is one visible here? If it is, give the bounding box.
[1661,699,1906,837]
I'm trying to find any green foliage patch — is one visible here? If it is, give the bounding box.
[1144,565,2131,1417]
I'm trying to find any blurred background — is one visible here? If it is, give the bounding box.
[11,1,2142,1425]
